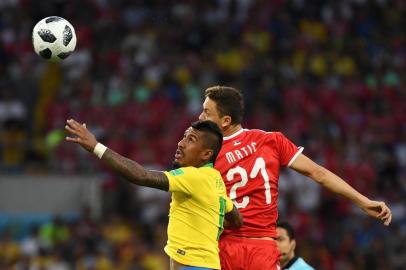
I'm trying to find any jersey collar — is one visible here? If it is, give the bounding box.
[283,257,299,269]
[223,128,245,141]
[202,163,213,168]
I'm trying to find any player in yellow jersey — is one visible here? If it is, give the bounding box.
[65,119,243,270]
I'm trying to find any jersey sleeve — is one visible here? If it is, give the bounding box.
[224,196,234,213]
[219,185,234,214]
[273,132,303,167]
[164,167,200,194]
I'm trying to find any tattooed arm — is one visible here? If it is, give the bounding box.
[102,148,169,191]
[65,118,169,191]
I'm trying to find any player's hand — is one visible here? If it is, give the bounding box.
[65,119,98,152]
[361,200,392,226]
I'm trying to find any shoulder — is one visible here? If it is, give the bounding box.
[246,129,290,144]
[240,128,270,141]
[167,165,218,177]
[198,165,222,177]
[165,167,202,193]
[245,128,268,135]
[165,166,198,177]
[246,129,287,138]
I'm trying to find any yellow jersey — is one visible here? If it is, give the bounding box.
[163,163,234,269]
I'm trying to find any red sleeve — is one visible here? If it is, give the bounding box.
[273,132,303,167]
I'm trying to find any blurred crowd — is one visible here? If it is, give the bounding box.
[0,208,169,270]
[0,0,405,269]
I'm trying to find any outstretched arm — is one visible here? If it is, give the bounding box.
[290,153,392,226]
[65,119,169,191]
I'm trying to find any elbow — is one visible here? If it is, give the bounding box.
[225,218,243,229]
[231,214,244,228]
[309,165,328,185]
[236,211,244,227]
[224,209,244,229]
[236,216,244,228]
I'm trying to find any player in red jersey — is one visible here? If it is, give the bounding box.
[198,86,392,270]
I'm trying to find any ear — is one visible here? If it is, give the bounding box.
[291,239,296,251]
[221,115,232,129]
[201,149,214,163]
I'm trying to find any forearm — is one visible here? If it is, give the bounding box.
[291,154,392,225]
[101,148,169,191]
[291,154,370,207]
[311,166,369,207]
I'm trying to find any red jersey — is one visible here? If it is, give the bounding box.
[215,128,303,238]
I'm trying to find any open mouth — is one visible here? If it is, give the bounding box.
[174,149,183,159]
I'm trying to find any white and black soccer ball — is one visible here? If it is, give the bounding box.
[32,16,77,62]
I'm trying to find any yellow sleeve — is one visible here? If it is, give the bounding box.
[224,196,234,213]
[216,173,234,213]
[164,167,199,194]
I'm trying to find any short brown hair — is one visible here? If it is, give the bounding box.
[204,86,244,125]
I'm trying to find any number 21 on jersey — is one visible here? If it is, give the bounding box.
[226,157,271,208]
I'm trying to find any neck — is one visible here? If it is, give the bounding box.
[223,124,242,137]
[282,253,296,268]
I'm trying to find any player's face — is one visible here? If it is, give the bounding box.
[173,127,209,168]
[199,98,223,131]
[276,227,296,266]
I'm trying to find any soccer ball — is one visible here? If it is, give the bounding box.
[32,16,77,62]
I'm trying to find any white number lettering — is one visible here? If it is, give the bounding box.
[227,157,271,208]
[250,157,271,204]
[226,166,249,208]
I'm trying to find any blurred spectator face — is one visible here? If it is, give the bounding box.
[199,98,224,131]
[276,227,296,266]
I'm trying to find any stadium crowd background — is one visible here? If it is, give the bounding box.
[0,0,405,269]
